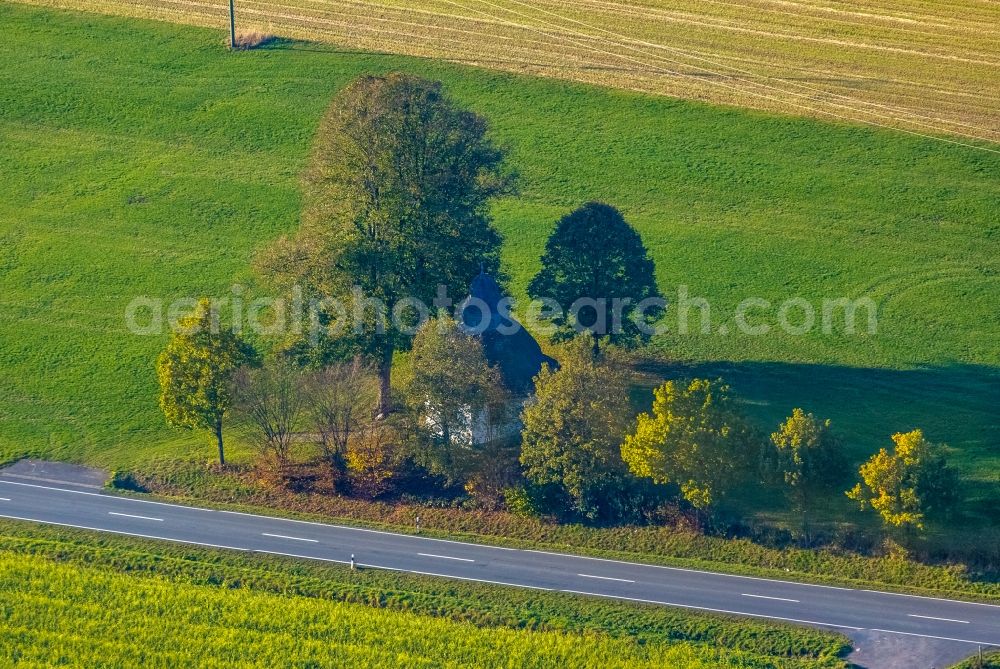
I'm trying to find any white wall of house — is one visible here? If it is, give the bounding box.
[425,396,528,448]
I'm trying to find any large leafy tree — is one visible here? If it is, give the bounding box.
[528,202,662,355]
[259,73,511,417]
[405,316,509,482]
[519,340,632,518]
[770,408,846,535]
[157,299,257,466]
[847,429,958,531]
[621,378,756,511]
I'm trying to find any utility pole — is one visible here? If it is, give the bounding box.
[228,0,236,49]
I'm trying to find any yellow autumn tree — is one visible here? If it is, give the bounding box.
[621,378,756,511]
[519,339,631,518]
[345,421,403,499]
[156,299,256,466]
[770,408,846,534]
[846,429,958,531]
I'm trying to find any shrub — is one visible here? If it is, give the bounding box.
[232,30,275,50]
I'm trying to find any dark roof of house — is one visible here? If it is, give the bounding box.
[457,271,558,395]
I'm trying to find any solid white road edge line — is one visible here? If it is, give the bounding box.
[417,553,474,562]
[860,588,1000,609]
[741,593,800,603]
[0,513,247,551]
[560,589,863,631]
[524,548,855,591]
[6,512,997,643]
[108,512,163,522]
[400,569,551,590]
[0,480,213,510]
[253,550,349,565]
[869,628,996,645]
[578,573,635,583]
[0,479,517,552]
[906,614,970,624]
[262,533,318,543]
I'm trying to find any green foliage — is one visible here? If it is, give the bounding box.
[770,409,847,527]
[257,72,510,415]
[403,317,522,503]
[950,650,1000,669]
[0,5,997,542]
[105,470,146,493]
[528,202,662,353]
[503,485,541,517]
[345,420,406,499]
[156,299,256,465]
[404,316,510,478]
[520,340,633,518]
[0,524,851,665]
[622,378,759,509]
[847,429,959,530]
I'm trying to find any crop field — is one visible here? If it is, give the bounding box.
[0,549,843,667]
[12,0,1000,145]
[0,2,997,533]
[0,522,851,663]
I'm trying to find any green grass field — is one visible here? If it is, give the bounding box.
[0,4,997,529]
[0,529,849,667]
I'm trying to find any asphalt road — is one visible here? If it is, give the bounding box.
[0,474,997,667]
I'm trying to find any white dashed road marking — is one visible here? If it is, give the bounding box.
[577,574,635,583]
[742,593,800,603]
[418,553,475,562]
[907,614,970,624]
[262,533,318,543]
[108,512,163,522]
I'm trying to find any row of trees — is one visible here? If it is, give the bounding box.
[157,305,511,499]
[518,340,958,533]
[156,71,664,494]
[158,307,958,535]
[156,71,958,537]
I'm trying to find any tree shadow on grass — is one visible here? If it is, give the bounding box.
[632,359,1000,528]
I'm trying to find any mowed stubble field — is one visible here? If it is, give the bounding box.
[0,3,997,536]
[10,0,1000,145]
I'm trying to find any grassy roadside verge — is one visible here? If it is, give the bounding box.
[0,521,849,666]
[951,651,1000,669]
[108,461,1000,603]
